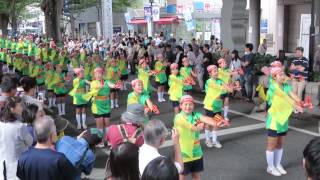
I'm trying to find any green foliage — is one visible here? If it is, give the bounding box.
[312,72,320,82]
[252,53,277,76]
[65,0,138,14]
[212,52,221,63]
[112,0,139,12]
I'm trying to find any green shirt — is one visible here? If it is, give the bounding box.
[203,78,224,113]
[266,80,292,133]
[127,91,150,106]
[180,66,192,90]
[90,80,111,115]
[174,111,203,162]
[154,61,167,83]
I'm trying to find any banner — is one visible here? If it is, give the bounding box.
[152,6,160,21]
[144,6,160,21]
[124,12,134,30]
[183,10,195,31]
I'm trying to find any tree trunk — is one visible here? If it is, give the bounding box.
[11,0,18,36]
[70,14,75,39]
[11,16,18,36]
[41,0,63,43]
[0,14,9,37]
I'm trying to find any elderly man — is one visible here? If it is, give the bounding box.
[105,103,146,148]
[17,116,76,180]
[139,120,183,175]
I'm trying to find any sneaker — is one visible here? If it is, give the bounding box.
[158,98,162,103]
[276,165,287,175]
[205,140,214,148]
[115,104,119,108]
[224,118,230,122]
[267,167,282,176]
[77,124,81,130]
[82,123,87,129]
[212,141,222,148]
[161,98,166,102]
[96,143,105,148]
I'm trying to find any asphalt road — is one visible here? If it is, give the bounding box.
[56,77,319,180]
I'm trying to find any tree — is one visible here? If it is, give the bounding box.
[0,0,37,37]
[41,0,64,43]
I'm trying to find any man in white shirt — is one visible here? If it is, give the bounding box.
[139,120,183,175]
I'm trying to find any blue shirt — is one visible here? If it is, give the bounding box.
[26,124,36,146]
[243,53,254,75]
[56,136,95,180]
[290,57,309,79]
[17,147,76,180]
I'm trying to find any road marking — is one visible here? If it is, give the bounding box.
[125,82,320,137]
[194,99,320,137]
[161,123,266,148]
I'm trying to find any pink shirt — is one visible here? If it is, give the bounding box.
[105,123,144,148]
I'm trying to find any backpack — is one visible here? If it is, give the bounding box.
[117,124,142,144]
[56,136,89,172]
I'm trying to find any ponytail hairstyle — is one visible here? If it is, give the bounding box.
[0,96,22,123]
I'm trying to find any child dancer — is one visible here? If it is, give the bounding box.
[265,66,303,176]
[45,62,58,108]
[180,57,196,94]
[168,63,185,114]
[217,58,232,121]
[174,95,229,180]
[52,64,69,115]
[203,65,232,148]
[69,68,89,129]
[119,51,129,90]
[83,67,120,138]
[127,79,159,115]
[104,57,121,109]
[138,58,152,94]
[31,58,46,95]
[153,54,168,102]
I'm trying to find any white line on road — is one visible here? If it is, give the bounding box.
[193,99,320,137]
[161,123,266,148]
[125,81,319,137]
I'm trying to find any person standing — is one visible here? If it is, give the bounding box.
[241,43,255,102]
[265,66,303,176]
[290,47,309,101]
[258,39,267,55]
[0,97,33,180]
[17,116,76,180]
[202,44,214,88]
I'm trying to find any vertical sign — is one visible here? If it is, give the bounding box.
[183,10,195,31]
[102,0,113,41]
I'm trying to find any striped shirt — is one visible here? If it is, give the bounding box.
[290,57,309,79]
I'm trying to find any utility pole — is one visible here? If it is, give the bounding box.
[309,0,315,80]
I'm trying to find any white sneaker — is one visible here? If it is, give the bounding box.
[115,104,119,108]
[82,123,87,129]
[224,118,230,122]
[267,167,282,176]
[158,98,162,103]
[111,105,115,109]
[96,143,105,148]
[205,140,214,148]
[77,124,81,130]
[161,98,166,102]
[276,165,287,175]
[212,141,222,148]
